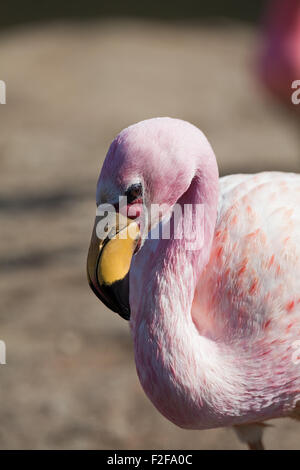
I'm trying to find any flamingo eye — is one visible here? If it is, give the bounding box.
[125,183,142,204]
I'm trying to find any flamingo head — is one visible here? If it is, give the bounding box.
[87,117,216,320]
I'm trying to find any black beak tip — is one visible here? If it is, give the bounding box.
[118,307,131,321]
[89,267,131,321]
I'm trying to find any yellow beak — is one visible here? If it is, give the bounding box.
[87,213,140,320]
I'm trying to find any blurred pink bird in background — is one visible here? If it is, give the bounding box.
[87,118,300,450]
[258,0,300,111]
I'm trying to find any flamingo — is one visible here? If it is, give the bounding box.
[87,117,300,450]
[258,0,300,110]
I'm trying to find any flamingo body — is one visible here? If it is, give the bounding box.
[89,117,300,446]
[131,171,300,430]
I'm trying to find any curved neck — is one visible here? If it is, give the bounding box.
[130,161,243,428]
[130,162,288,428]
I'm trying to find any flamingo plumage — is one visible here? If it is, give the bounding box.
[87,117,300,449]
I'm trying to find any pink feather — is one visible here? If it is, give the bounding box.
[96,117,300,442]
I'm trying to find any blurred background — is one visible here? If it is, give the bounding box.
[0,0,300,450]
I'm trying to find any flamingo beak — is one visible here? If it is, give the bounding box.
[87,213,140,320]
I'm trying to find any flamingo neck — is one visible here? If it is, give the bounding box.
[131,162,247,428]
[130,157,291,428]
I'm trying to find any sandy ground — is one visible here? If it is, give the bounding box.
[0,19,300,449]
